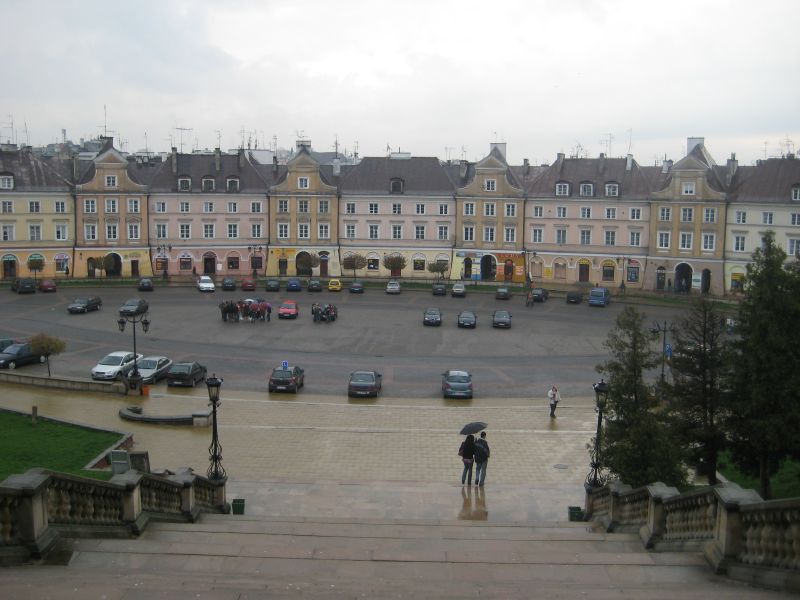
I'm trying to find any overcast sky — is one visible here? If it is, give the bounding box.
[3,0,798,166]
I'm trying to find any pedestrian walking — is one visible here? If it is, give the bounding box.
[458,434,476,485]
[547,384,561,418]
[474,431,490,487]
[266,302,272,322]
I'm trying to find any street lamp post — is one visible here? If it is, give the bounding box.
[650,320,676,384]
[206,373,226,480]
[117,312,150,394]
[586,379,609,489]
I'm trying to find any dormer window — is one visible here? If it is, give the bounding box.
[390,178,404,194]
[605,183,619,197]
[178,177,191,192]
[298,177,309,189]
[226,178,239,192]
[105,175,117,188]
[555,182,569,196]
[579,183,594,197]
[682,181,695,195]
[0,175,13,190]
[792,185,800,201]
[484,179,497,192]
[202,178,215,192]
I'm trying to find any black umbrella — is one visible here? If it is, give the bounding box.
[459,421,487,435]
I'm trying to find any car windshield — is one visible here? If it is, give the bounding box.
[425,309,439,314]
[171,365,191,374]
[139,359,157,369]
[351,373,375,383]
[123,299,139,307]
[280,303,294,309]
[200,277,211,283]
[495,311,510,318]
[272,370,292,378]
[4,344,24,355]
[74,297,89,304]
[100,355,124,366]
[447,374,470,383]
[460,312,474,319]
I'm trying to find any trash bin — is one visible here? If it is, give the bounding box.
[568,506,584,521]
[232,499,245,515]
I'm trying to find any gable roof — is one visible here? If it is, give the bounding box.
[728,157,800,204]
[0,149,71,192]
[148,150,269,193]
[526,155,653,198]
[340,156,454,195]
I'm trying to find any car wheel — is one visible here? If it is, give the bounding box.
[191,378,196,387]
[8,362,16,369]
[39,356,45,363]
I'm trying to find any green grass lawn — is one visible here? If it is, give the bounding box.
[718,451,800,499]
[0,410,120,482]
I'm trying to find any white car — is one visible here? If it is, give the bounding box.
[137,355,173,384]
[385,280,401,294]
[91,351,143,380]
[197,276,216,292]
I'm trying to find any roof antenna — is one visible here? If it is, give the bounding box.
[174,127,192,153]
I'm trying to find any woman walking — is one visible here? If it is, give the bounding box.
[458,434,476,485]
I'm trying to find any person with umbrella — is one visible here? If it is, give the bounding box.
[474,431,490,486]
[458,434,476,485]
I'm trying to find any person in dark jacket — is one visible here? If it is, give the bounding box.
[474,431,490,486]
[458,434,476,485]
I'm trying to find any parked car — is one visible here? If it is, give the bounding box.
[492,309,513,328]
[495,287,511,300]
[119,298,149,316]
[137,278,154,292]
[286,278,302,291]
[11,278,36,294]
[328,279,342,292]
[265,279,281,292]
[221,277,237,291]
[137,356,173,384]
[268,365,305,393]
[67,296,102,313]
[38,279,57,293]
[442,370,473,399]
[0,343,44,370]
[385,280,401,294]
[432,282,447,296]
[588,287,611,307]
[457,310,477,328]
[531,287,549,302]
[566,290,583,304]
[349,281,364,293]
[278,300,300,319]
[166,362,207,387]
[423,307,443,326]
[241,278,257,291]
[308,279,323,292]
[197,276,216,292]
[348,370,382,397]
[91,351,142,380]
[451,283,466,297]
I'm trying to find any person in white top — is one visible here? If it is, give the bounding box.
[547,385,561,418]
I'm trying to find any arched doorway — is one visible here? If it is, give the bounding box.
[675,263,693,294]
[480,255,496,281]
[701,269,711,294]
[105,253,122,277]
[577,259,591,283]
[296,251,313,276]
[203,252,217,275]
[278,257,288,276]
[530,259,542,280]
[656,266,666,291]
[463,257,472,279]
[503,259,514,281]
[319,251,329,277]
[2,254,17,278]
[87,257,96,278]
[553,259,567,280]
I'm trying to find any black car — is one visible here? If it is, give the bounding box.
[221,277,237,291]
[0,343,43,369]
[566,290,583,304]
[268,365,305,393]
[492,309,512,328]
[532,288,549,302]
[349,281,364,293]
[166,362,207,387]
[265,279,280,292]
[119,298,149,316]
[348,370,382,397]
[442,370,473,399]
[137,278,154,292]
[11,278,36,294]
[495,287,512,300]
[308,279,323,292]
[67,296,103,313]
[423,307,443,326]
[287,278,302,291]
[457,310,477,328]
[432,282,447,296]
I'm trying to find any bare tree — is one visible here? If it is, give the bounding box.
[342,253,367,278]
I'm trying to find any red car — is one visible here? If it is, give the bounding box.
[278,300,299,319]
[38,279,57,292]
[241,278,256,291]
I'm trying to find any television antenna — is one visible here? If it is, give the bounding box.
[174,127,192,153]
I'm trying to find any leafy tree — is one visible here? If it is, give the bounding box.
[342,253,367,278]
[382,254,406,273]
[90,256,106,278]
[29,333,66,377]
[727,232,800,499]
[667,297,732,484]
[27,257,44,281]
[427,261,449,280]
[595,306,686,488]
[296,252,320,275]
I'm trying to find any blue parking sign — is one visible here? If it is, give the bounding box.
[281,360,289,369]
[665,343,672,358]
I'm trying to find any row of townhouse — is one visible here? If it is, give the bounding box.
[1,137,799,295]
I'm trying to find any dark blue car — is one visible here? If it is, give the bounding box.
[286,278,302,291]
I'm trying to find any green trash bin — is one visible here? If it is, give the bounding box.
[232,498,245,515]
[568,506,584,521]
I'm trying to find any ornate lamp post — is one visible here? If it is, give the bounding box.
[586,378,609,489]
[117,313,150,394]
[206,373,226,480]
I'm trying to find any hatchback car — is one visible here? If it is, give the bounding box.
[221,277,237,291]
[308,279,323,292]
[166,362,207,387]
[137,356,173,384]
[495,287,511,300]
[349,281,364,293]
[197,276,216,292]
[457,310,477,328]
[328,279,342,292]
[91,351,142,380]
[265,279,280,292]
[348,370,382,397]
[432,282,447,296]
[423,307,443,326]
[0,343,44,370]
[38,279,57,293]
[385,280,401,294]
[451,283,466,297]
[532,287,549,302]
[67,296,102,313]
[268,365,305,393]
[566,290,583,304]
[11,278,36,294]
[286,278,302,292]
[492,309,513,328]
[137,278,154,292]
[241,278,257,291]
[278,300,300,319]
[442,370,473,399]
[119,298,149,316]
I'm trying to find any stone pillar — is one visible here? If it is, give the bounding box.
[110,470,145,534]
[706,482,762,573]
[608,481,632,531]
[1,470,58,559]
[639,482,679,548]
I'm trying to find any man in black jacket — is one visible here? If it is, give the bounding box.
[474,431,490,486]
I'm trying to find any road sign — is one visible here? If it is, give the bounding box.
[281,360,289,369]
[665,343,672,358]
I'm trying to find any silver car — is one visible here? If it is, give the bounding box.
[137,356,173,384]
[91,351,142,380]
[385,280,401,294]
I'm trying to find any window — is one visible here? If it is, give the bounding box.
[105,175,117,188]
[390,179,403,194]
[580,230,591,245]
[682,182,695,195]
[703,234,716,251]
[504,227,516,243]
[392,203,401,215]
[369,203,378,215]
[463,226,474,242]
[658,232,670,249]
[555,183,569,196]
[369,224,379,239]
[555,229,567,244]
[156,223,167,239]
[226,178,239,192]
[204,224,215,239]
[106,224,118,240]
[793,186,800,201]
[532,228,543,243]
[298,199,309,213]
[55,256,68,272]
[580,207,592,219]
[392,225,402,239]
[84,224,97,240]
[105,198,117,213]
[792,213,800,226]
[630,231,641,247]
[660,207,671,221]
[178,178,190,191]
[179,258,192,270]
[202,178,215,192]
[128,223,140,240]
[252,223,262,238]
[704,208,716,223]
[484,203,496,217]
[533,206,543,218]
[483,226,495,242]
[557,206,567,219]
[605,183,619,197]
[413,259,425,271]
[681,207,693,222]
[735,211,747,224]
[318,200,329,214]
[501,203,515,218]
[29,224,41,241]
[228,223,239,238]
[227,256,240,270]
[1,200,12,213]
[484,179,496,191]
[346,224,356,239]
[84,199,96,213]
[415,225,425,240]
[204,201,214,213]
[55,224,67,240]
[605,207,616,220]
[734,235,745,252]
[155,201,166,213]
[762,212,774,225]
[1,225,13,241]
[227,202,238,213]
[789,239,800,256]
[416,203,425,215]
[680,232,692,250]
[27,201,40,214]
[345,202,355,214]
[180,201,190,213]
[318,223,329,239]
[630,207,641,220]
[298,177,309,189]
[278,199,289,213]
[602,264,615,281]
[439,204,448,215]
[127,198,139,213]
[367,258,379,270]
[0,176,13,189]
[251,201,262,213]
[605,231,616,246]
[464,202,475,216]
[580,183,593,196]
[438,225,449,240]
[278,223,289,239]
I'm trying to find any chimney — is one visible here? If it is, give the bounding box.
[490,142,507,160]
[272,155,278,174]
[556,152,565,161]
[523,158,530,175]
[238,148,245,170]
[726,153,738,185]
[459,159,468,179]
[661,159,673,174]
[687,137,704,154]
[625,154,633,172]
[214,147,221,173]
[73,155,80,181]
[171,147,177,174]
[598,152,605,173]
[333,158,341,176]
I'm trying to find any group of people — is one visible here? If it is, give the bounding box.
[311,303,337,322]
[218,299,272,322]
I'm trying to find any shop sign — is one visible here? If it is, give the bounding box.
[578,258,591,266]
